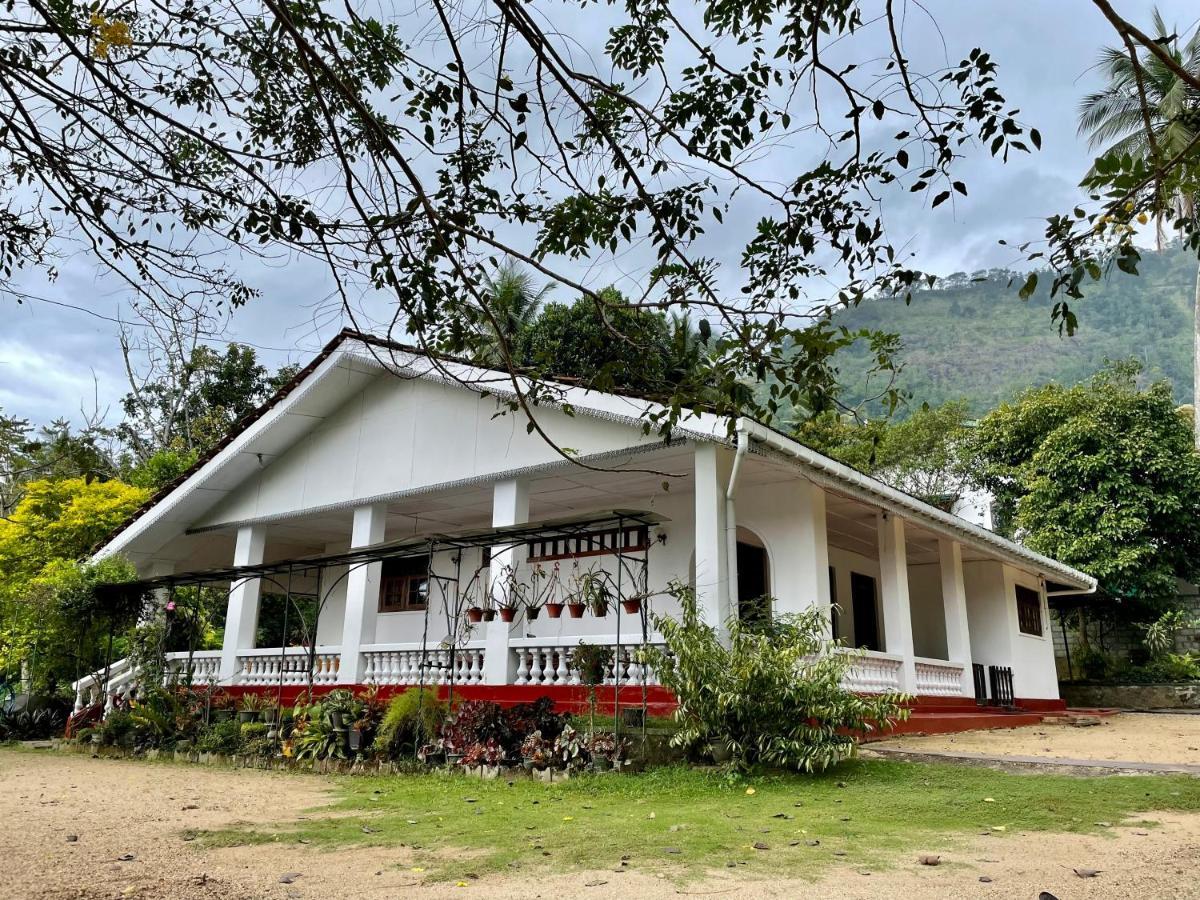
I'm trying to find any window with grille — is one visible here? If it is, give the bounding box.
[526,525,649,562]
[1015,585,1043,636]
[379,556,429,612]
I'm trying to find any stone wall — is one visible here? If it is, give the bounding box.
[1060,682,1200,710]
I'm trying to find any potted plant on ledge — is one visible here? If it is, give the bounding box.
[237,692,263,724]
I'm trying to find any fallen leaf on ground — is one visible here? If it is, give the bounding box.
[278,873,301,884]
[1073,868,1101,878]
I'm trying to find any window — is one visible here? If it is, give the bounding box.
[379,556,429,612]
[1015,585,1043,636]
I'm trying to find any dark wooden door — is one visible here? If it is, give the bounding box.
[850,571,881,651]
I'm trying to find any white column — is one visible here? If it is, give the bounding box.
[795,480,832,637]
[219,525,267,682]
[337,502,387,684]
[938,538,974,696]
[877,512,916,692]
[693,443,731,634]
[483,478,529,684]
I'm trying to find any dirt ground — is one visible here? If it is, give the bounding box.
[4,747,1200,900]
[875,712,1200,766]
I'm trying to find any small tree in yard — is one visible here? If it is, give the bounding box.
[649,583,908,773]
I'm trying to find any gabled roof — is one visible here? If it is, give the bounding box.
[94,330,1096,595]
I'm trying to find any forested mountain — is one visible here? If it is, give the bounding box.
[833,246,1197,415]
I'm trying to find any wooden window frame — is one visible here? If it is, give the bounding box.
[1015,584,1043,637]
[378,557,429,613]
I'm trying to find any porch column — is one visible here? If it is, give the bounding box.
[938,538,975,696]
[795,480,833,637]
[337,502,387,684]
[483,478,529,685]
[693,442,731,634]
[219,525,266,682]
[876,512,917,692]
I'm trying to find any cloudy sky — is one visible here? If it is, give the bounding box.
[3,0,1197,430]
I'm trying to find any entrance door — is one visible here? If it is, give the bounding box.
[850,571,881,651]
[736,540,770,629]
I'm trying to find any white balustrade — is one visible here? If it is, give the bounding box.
[360,643,486,686]
[164,651,221,685]
[839,650,905,693]
[234,647,341,686]
[510,638,667,687]
[914,657,966,697]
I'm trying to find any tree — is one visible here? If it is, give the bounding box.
[118,340,297,464]
[521,289,674,396]
[0,0,1041,444]
[970,361,1200,616]
[1077,9,1200,446]
[473,261,553,368]
[0,477,147,694]
[798,402,974,509]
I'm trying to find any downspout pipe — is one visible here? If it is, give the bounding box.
[725,421,751,623]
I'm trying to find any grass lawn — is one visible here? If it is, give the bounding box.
[202,760,1200,882]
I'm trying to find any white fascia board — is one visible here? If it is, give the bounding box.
[736,418,1098,595]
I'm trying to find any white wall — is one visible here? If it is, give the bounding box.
[907,563,948,660]
[1003,566,1058,699]
[195,376,665,529]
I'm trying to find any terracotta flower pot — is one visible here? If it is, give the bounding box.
[481,609,496,622]
[466,607,484,624]
[567,602,586,619]
[499,606,517,623]
[545,603,564,619]
[621,598,642,614]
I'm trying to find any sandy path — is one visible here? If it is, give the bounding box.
[875,712,1200,766]
[3,748,1200,900]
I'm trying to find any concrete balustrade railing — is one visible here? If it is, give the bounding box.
[913,657,966,697]
[360,643,487,686]
[839,649,905,693]
[163,651,221,685]
[510,637,667,688]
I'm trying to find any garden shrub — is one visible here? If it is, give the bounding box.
[372,688,448,758]
[195,718,243,755]
[0,705,66,741]
[649,582,909,772]
[99,710,136,747]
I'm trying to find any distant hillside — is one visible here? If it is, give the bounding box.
[833,246,1197,415]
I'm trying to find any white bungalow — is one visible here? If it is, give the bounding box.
[78,330,1095,718]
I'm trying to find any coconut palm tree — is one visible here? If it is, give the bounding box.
[1077,8,1200,444]
[474,261,553,367]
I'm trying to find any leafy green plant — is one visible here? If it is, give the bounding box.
[1142,609,1200,658]
[372,689,449,758]
[572,641,612,733]
[0,705,66,741]
[648,581,908,772]
[195,718,243,755]
[99,710,137,748]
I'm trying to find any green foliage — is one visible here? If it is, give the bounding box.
[831,247,1200,414]
[971,362,1200,611]
[372,689,448,758]
[798,401,974,507]
[520,289,674,395]
[126,448,198,491]
[195,718,244,755]
[649,583,908,772]
[1142,609,1200,658]
[0,705,67,741]
[291,690,361,760]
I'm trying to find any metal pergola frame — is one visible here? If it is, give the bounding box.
[98,509,666,749]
